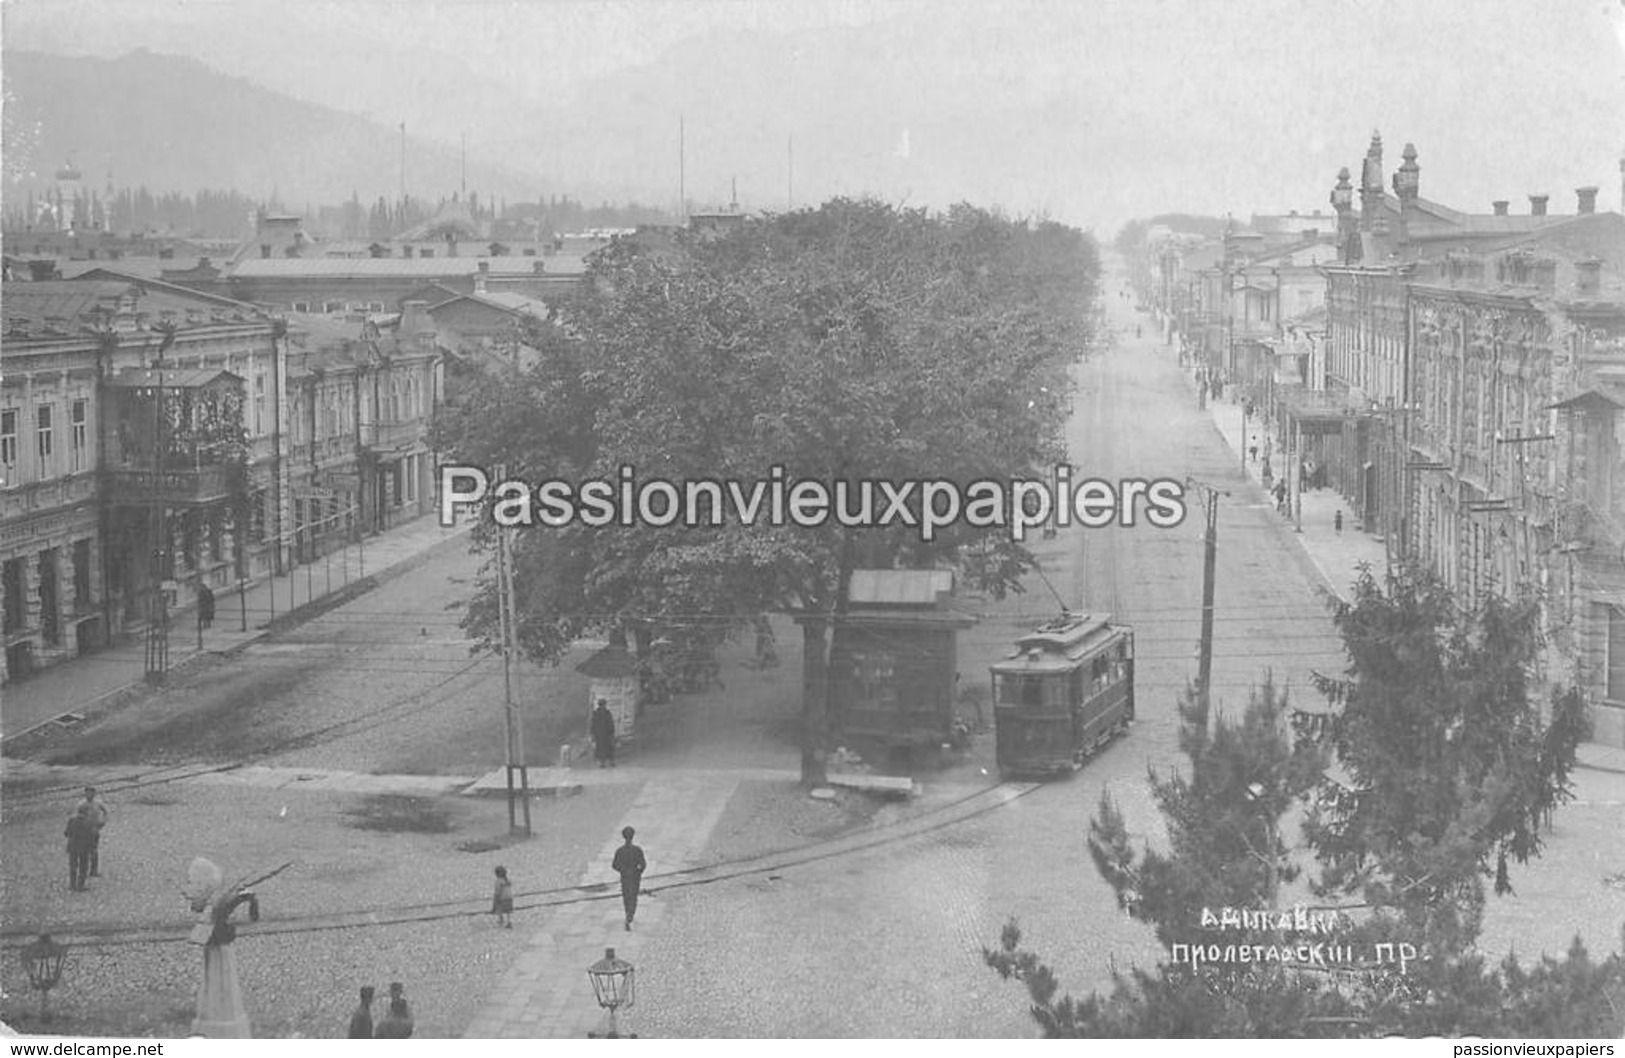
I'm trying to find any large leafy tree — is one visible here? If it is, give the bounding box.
[435,199,1101,778]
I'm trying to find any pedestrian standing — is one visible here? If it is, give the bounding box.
[347,986,375,1038]
[198,583,216,631]
[591,699,617,769]
[1335,509,1344,534]
[65,805,95,891]
[374,983,413,1038]
[1249,435,1259,463]
[612,826,647,932]
[78,785,108,877]
[491,866,514,928]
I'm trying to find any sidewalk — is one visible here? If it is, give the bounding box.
[1189,366,1625,773]
[1,513,472,745]
[463,769,743,1038]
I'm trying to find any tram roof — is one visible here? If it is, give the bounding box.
[989,612,1128,673]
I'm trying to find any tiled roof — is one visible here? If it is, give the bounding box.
[429,290,549,316]
[3,280,132,329]
[229,255,586,278]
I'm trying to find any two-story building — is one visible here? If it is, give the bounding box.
[1,278,281,682]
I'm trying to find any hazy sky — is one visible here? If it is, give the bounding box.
[6,0,1625,232]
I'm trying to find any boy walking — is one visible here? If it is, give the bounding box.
[491,866,514,928]
[612,826,646,931]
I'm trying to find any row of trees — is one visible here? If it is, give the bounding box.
[986,565,1622,1037]
[434,198,1101,781]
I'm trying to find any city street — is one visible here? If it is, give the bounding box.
[610,264,1625,1037]
[5,266,1623,1038]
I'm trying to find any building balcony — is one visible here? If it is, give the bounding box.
[361,419,422,452]
[104,464,233,507]
[1555,499,1625,551]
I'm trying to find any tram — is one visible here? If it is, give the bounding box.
[989,611,1134,777]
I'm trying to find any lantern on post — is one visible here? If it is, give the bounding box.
[21,933,68,1021]
[585,947,635,1039]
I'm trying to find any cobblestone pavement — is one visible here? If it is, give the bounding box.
[2,513,473,746]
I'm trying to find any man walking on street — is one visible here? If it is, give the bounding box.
[198,583,216,631]
[65,805,95,891]
[78,786,107,877]
[612,826,646,932]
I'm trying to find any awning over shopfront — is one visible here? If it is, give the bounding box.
[1545,389,1625,414]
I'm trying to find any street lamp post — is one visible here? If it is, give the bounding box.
[21,933,68,1022]
[586,947,636,1039]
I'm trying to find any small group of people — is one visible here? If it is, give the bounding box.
[348,981,414,1038]
[63,786,108,891]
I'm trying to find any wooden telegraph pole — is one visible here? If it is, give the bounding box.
[493,471,532,837]
[1187,477,1226,708]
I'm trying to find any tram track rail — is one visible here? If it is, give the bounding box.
[1,652,498,810]
[0,778,1040,950]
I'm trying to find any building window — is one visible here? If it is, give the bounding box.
[70,399,87,471]
[36,404,53,472]
[402,454,418,504]
[2,558,23,634]
[1608,607,1625,704]
[292,302,311,313]
[1,409,16,471]
[74,537,92,605]
[254,374,266,435]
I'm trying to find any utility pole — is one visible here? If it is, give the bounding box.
[144,327,175,684]
[1187,477,1226,708]
[493,473,532,836]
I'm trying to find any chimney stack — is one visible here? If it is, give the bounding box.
[401,299,429,337]
[1492,200,1509,216]
[1577,257,1602,297]
[1576,187,1598,215]
[1529,194,1549,216]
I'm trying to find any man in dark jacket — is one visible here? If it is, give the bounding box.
[77,786,108,877]
[612,826,647,931]
[198,583,216,630]
[65,805,95,891]
[374,982,413,1038]
[348,986,375,1038]
[591,700,617,768]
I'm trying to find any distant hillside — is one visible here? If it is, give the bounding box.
[1,49,537,208]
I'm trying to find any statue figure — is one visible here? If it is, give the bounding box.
[182,857,289,1038]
